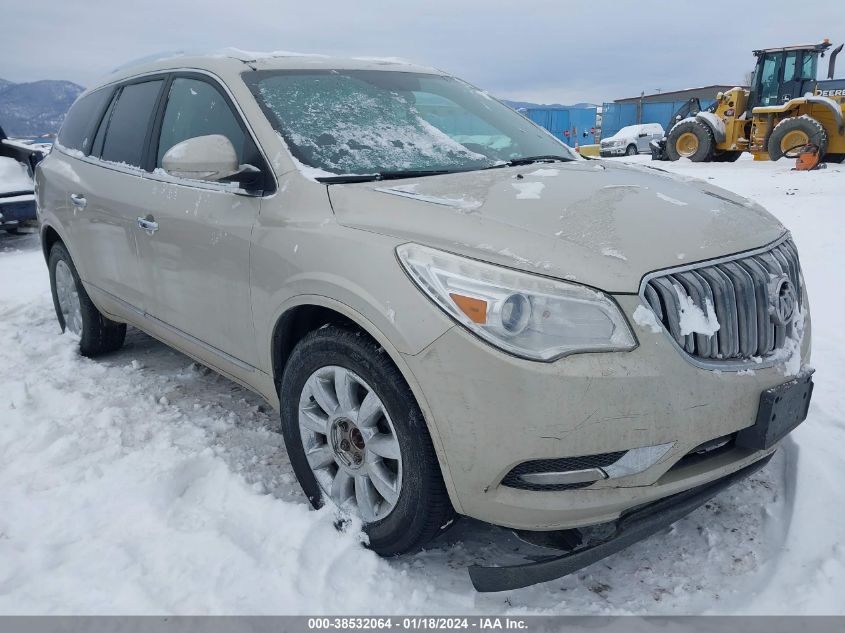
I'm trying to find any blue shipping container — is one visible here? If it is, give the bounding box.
[525,107,597,146]
[600,103,637,139]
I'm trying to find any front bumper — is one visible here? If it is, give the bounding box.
[402,294,811,531]
[469,452,773,591]
[599,146,626,157]
[0,195,37,228]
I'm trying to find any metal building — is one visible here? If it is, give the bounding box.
[602,85,739,138]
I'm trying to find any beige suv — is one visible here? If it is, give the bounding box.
[36,52,813,591]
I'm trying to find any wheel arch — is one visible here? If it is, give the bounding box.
[40,223,64,262]
[271,300,365,389]
[268,295,463,512]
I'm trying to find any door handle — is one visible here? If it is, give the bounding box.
[137,216,159,233]
[69,193,87,209]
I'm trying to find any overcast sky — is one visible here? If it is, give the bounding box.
[2,0,843,104]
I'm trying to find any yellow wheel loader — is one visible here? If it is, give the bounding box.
[654,39,845,163]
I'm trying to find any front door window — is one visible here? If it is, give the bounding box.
[156,77,247,168]
[759,54,783,106]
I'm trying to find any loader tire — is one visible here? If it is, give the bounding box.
[768,116,828,161]
[666,120,714,162]
[824,153,845,164]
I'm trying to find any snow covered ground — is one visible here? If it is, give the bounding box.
[1,155,843,615]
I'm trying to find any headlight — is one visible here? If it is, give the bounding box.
[396,244,637,361]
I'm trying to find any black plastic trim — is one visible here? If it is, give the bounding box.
[468,452,774,592]
[501,452,626,491]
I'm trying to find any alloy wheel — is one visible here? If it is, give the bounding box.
[55,260,83,336]
[298,365,403,522]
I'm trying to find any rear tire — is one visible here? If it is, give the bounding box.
[279,325,454,556]
[48,242,126,357]
[665,120,715,162]
[768,116,828,161]
[625,144,637,156]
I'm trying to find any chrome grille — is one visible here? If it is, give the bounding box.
[642,238,803,365]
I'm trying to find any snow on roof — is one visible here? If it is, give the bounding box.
[107,48,440,82]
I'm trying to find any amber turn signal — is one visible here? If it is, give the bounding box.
[450,293,488,324]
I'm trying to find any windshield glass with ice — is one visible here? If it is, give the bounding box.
[243,69,574,176]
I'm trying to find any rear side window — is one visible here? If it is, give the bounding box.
[57,88,112,154]
[156,77,247,166]
[100,80,163,167]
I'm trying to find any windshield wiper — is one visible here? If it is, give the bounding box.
[316,169,456,184]
[503,155,575,166]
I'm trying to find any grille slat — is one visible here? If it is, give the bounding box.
[738,258,775,355]
[699,266,738,359]
[721,262,758,357]
[652,277,686,347]
[643,239,802,365]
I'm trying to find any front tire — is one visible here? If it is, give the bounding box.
[768,115,828,161]
[279,325,454,555]
[48,242,126,357]
[666,120,715,162]
[625,144,637,156]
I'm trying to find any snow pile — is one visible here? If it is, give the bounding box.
[633,304,663,333]
[0,157,33,194]
[0,248,467,614]
[511,181,544,199]
[525,168,559,178]
[674,288,720,336]
[600,246,627,261]
[375,184,482,211]
[769,308,807,378]
[656,191,689,206]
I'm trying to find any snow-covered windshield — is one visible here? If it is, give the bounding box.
[243,69,574,176]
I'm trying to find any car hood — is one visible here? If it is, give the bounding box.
[327,160,785,293]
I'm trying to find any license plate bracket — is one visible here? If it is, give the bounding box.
[736,371,814,450]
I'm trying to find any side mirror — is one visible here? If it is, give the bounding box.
[162,134,240,181]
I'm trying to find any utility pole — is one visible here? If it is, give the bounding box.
[638,90,644,124]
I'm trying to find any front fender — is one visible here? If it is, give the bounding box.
[266,292,464,513]
[755,96,844,133]
[695,112,726,143]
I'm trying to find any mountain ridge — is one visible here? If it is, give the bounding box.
[0,79,85,138]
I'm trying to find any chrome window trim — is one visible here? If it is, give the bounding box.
[55,66,279,198]
[637,232,800,372]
